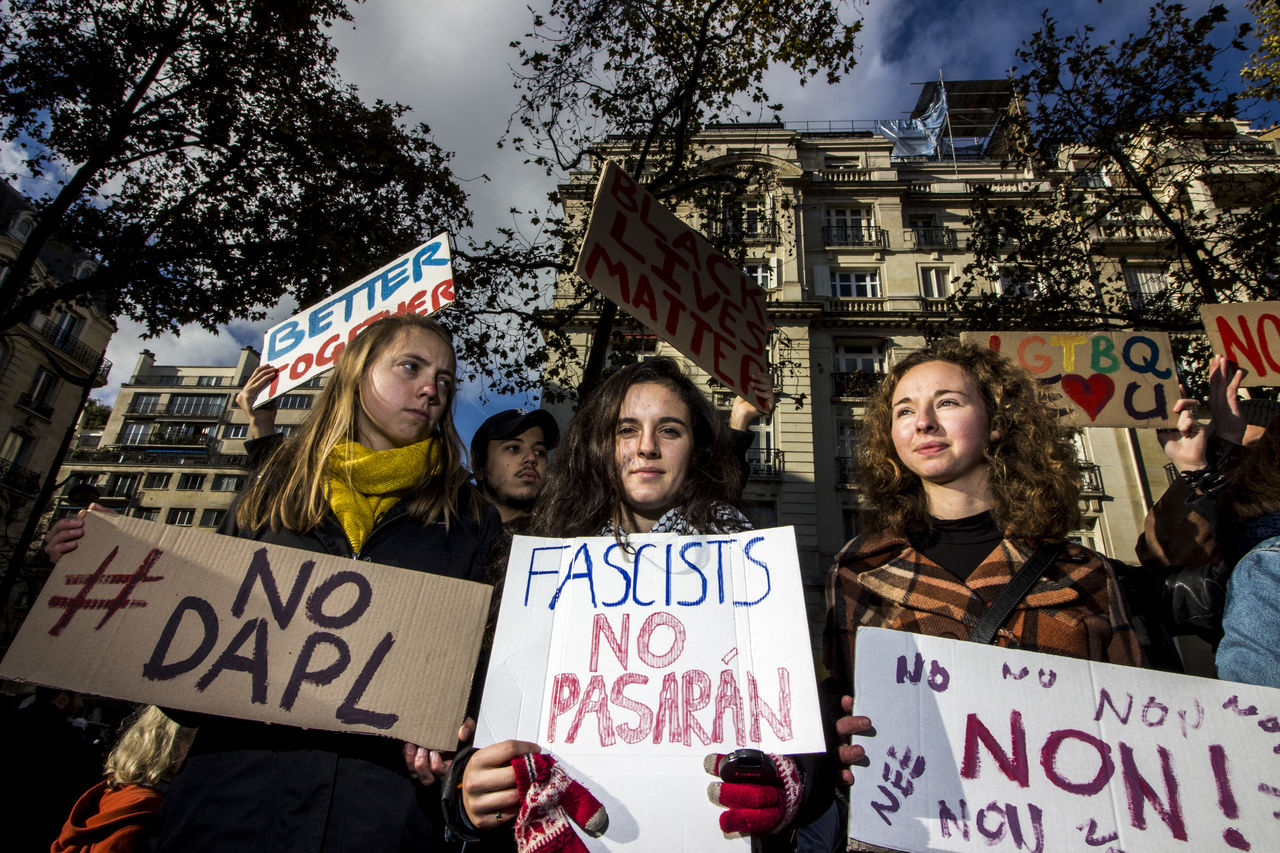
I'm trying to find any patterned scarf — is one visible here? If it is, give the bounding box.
[328,439,440,552]
[597,503,751,537]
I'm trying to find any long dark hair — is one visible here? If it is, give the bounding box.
[531,357,743,536]
[857,339,1083,542]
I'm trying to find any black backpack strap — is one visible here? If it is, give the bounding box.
[968,543,1065,645]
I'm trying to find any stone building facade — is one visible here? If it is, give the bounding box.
[544,85,1278,636]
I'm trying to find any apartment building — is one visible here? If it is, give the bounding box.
[51,347,326,531]
[0,183,115,633]
[544,81,1279,633]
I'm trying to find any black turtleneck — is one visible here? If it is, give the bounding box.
[908,511,1003,581]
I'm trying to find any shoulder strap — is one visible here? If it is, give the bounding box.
[968,542,1065,645]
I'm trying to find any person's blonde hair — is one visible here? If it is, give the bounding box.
[857,339,1083,542]
[236,314,475,533]
[104,705,196,788]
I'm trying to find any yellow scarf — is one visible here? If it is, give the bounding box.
[328,439,440,552]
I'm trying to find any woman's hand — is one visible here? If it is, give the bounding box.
[235,364,280,440]
[42,504,115,566]
[835,695,872,785]
[729,371,775,431]
[461,739,541,829]
[1156,391,1208,473]
[402,718,476,786]
[1207,355,1247,446]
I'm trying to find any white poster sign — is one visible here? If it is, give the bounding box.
[258,234,455,403]
[477,527,825,851]
[849,627,1280,852]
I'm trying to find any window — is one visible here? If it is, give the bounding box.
[119,422,151,444]
[921,267,951,299]
[721,198,767,239]
[104,473,139,498]
[831,270,881,299]
[143,473,171,490]
[153,375,180,386]
[299,376,325,389]
[743,501,777,530]
[130,393,160,414]
[28,367,59,406]
[200,509,226,528]
[166,507,195,527]
[825,207,875,244]
[132,508,159,522]
[167,394,225,416]
[224,424,249,439]
[196,375,224,386]
[0,430,32,465]
[1124,266,1167,310]
[212,474,246,492]
[744,262,775,290]
[834,344,885,374]
[999,270,1045,298]
[277,394,313,410]
[176,473,206,491]
[49,312,79,347]
[276,425,295,437]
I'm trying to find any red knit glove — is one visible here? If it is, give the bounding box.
[512,753,609,853]
[705,752,803,836]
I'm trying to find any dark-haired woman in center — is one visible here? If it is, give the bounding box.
[825,340,1143,847]
[455,356,849,849]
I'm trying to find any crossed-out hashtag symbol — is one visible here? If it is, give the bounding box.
[47,546,165,636]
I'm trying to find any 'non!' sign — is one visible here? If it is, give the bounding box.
[961,331,1180,428]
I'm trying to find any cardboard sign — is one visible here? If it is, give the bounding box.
[257,234,456,403]
[1200,301,1280,387]
[0,513,491,749]
[574,161,770,404]
[849,628,1280,852]
[476,528,825,851]
[962,331,1180,427]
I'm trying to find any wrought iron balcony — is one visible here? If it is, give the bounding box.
[0,458,41,494]
[29,318,111,378]
[911,227,957,249]
[822,225,888,248]
[832,371,884,399]
[745,448,784,479]
[1080,462,1105,495]
[67,447,248,467]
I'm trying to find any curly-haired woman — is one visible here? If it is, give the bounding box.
[824,340,1143,808]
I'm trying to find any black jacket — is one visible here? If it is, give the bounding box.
[153,486,501,853]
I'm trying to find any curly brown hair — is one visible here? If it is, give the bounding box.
[531,357,743,536]
[857,339,1082,542]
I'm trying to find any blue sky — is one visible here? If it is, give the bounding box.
[71,0,1263,447]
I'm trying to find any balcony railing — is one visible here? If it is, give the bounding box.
[162,403,229,418]
[824,298,886,315]
[832,371,884,399]
[745,448,784,479]
[0,458,41,494]
[822,225,888,248]
[1080,462,1105,495]
[29,318,112,381]
[707,218,781,243]
[836,456,858,488]
[67,447,249,467]
[1095,219,1165,242]
[16,392,54,419]
[911,227,957,249]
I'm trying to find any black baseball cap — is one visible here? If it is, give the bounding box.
[471,408,560,471]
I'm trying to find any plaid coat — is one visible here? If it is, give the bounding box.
[824,531,1144,692]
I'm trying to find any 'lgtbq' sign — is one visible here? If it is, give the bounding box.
[963,330,1180,428]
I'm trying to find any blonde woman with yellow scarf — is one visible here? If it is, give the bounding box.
[133,316,510,852]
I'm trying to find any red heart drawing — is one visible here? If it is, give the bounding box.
[1061,373,1116,421]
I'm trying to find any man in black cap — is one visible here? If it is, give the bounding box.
[471,408,560,530]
